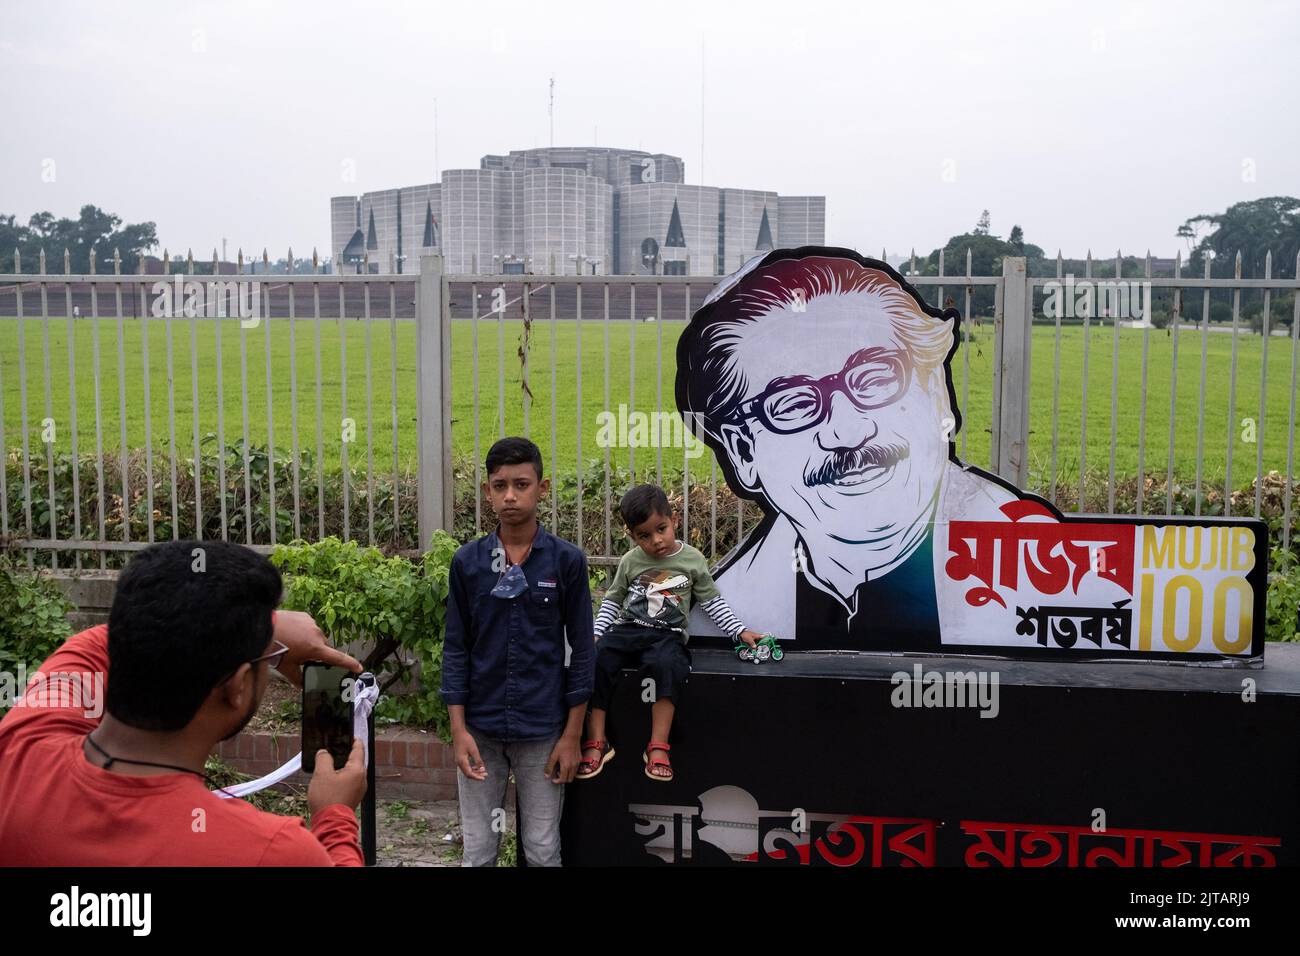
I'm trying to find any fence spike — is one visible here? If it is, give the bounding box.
[39,248,47,274]
[186,248,194,275]
[63,247,71,274]
[966,247,972,276]
[113,247,121,275]
[13,248,19,273]
[262,248,269,271]
[312,247,319,272]
[237,248,244,272]
[1264,249,1273,278]
[89,247,96,275]
[287,247,294,274]
[1235,249,1242,279]
[938,248,945,277]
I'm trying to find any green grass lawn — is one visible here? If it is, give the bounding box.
[1,315,1296,496]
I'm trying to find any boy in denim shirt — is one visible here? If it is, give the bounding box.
[440,437,594,866]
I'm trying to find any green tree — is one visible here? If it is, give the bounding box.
[1008,224,1024,253]
[909,225,1044,317]
[2,205,158,274]
[1177,197,1300,333]
[1179,196,1300,279]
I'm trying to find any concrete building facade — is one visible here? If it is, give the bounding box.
[331,146,824,276]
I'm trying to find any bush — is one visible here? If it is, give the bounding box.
[0,556,74,709]
[1266,547,1300,643]
[270,532,458,739]
[3,440,421,568]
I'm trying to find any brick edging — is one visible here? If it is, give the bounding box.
[216,726,459,802]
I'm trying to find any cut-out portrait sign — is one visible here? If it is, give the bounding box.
[677,247,1266,663]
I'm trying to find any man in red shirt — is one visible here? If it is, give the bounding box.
[0,540,366,866]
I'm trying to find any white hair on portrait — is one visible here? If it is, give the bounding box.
[679,255,956,439]
[727,259,953,372]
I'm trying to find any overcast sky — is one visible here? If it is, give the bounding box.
[2,0,1297,263]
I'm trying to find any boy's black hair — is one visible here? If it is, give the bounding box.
[106,540,282,731]
[620,483,672,530]
[485,436,544,480]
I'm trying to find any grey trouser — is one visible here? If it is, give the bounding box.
[457,726,564,867]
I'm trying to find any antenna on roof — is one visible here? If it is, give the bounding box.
[700,38,705,186]
[548,76,555,148]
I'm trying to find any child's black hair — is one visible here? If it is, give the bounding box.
[619,483,672,529]
[485,436,543,480]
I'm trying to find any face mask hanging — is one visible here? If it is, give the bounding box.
[491,562,529,600]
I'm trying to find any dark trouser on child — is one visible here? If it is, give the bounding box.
[580,623,691,782]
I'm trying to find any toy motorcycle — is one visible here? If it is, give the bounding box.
[734,633,784,664]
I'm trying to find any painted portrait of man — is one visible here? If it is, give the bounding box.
[677,247,1022,650]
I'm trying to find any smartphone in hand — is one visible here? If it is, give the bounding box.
[301,663,354,773]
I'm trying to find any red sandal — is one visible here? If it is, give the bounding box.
[576,739,615,780]
[643,741,673,782]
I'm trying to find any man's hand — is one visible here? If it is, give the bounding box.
[273,610,362,686]
[454,728,487,781]
[545,732,581,784]
[307,739,367,814]
[738,629,763,648]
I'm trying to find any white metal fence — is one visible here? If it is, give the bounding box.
[2,249,1299,570]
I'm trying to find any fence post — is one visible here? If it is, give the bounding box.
[416,254,452,549]
[992,256,1032,486]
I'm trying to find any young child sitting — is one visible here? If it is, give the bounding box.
[577,483,761,783]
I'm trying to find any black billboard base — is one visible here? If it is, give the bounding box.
[560,645,1300,866]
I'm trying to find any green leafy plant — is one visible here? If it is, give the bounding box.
[1265,547,1300,643]
[0,556,74,691]
[497,829,518,867]
[269,531,458,739]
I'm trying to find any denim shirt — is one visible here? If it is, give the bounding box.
[439,525,595,741]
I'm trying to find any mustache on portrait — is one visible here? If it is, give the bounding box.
[804,441,910,487]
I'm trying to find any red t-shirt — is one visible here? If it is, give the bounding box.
[0,626,362,866]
